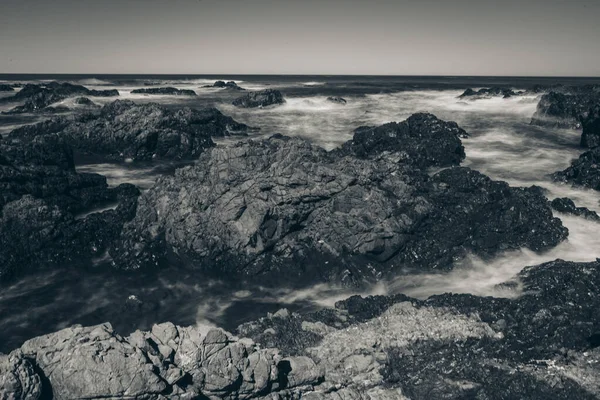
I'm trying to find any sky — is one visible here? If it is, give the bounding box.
[0,0,599,76]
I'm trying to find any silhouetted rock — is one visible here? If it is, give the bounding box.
[73,96,97,106]
[581,105,600,148]
[130,87,197,96]
[8,100,253,161]
[0,84,14,92]
[206,80,245,90]
[0,81,119,113]
[459,87,522,99]
[110,117,565,286]
[531,87,600,129]
[551,197,600,221]
[327,96,347,104]
[553,147,600,190]
[232,89,285,108]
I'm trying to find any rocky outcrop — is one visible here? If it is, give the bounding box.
[3,322,321,399]
[0,133,140,281]
[551,197,600,221]
[459,87,522,99]
[8,100,253,161]
[110,116,566,286]
[0,81,119,114]
[552,147,600,191]
[6,258,600,399]
[130,87,197,96]
[581,105,600,148]
[531,86,600,129]
[205,80,245,90]
[0,84,14,92]
[73,96,97,107]
[326,96,347,105]
[232,89,285,108]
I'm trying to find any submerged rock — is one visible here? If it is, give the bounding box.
[326,96,347,104]
[8,99,253,161]
[130,87,197,96]
[0,81,119,114]
[232,89,285,108]
[531,86,600,129]
[110,116,566,285]
[551,197,600,221]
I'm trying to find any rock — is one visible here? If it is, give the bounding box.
[531,86,600,129]
[552,147,600,191]
[207,80,245,90]
[73,96,97,106]
[327,96,347,104]
[8,99,253,161]
[0,84,14,92]
[110,117,565,286]
[459,87,522,99]
[130,87,197,96]
[0,81,119,114]
[581,105,600,148]
[232,89,285,108]
[338,112,468,168]
[551,197,600,221]
[0,351,42,400]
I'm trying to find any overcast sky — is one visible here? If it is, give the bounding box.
[1,0,598,76]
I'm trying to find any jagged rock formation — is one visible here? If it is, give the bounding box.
[232,89,285,108]
[0,133,140,281]
[110,114,566,286]
[531,86,600,129]
[581,105,600,148]
[205,80,245,90]
[0,84,14,92]
[8,100,253,161]
[0,81,119,114]
[552,147,600,191]
[551,197,600,221]
[5,258,600,399]
[326,96,347,104]
[73,96,98,107]
[130,87,197,96]
[459,87,522,99]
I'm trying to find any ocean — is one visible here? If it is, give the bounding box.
[1,74,600,352]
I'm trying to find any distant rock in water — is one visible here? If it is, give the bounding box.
[73,96,96,106]
[339,113,468,168]
[6,258,600,399]
[0,133,139,281]
[130,87,197,96]
[551,197,600,221]
[327,96,347,104]
[552,147,600,191]
[0,81,119,114]
[232,89,285,108]
[205,80,245,90]
[459,87,522,99]
[110,116,566,286]
[0,84,14,92]
[581,105,600,148]
[531,86,600,129]
[8,99,254,162]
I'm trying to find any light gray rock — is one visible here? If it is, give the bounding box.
[0,351,42,400]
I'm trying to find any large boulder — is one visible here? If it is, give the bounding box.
[1,81,119,113]
[580,105,600,148]
[110,117,565,286]
[552,147,600,191]
[531,86,600,129]
[130,87,197,96]
[9,100,253,161]
[232,89,285,108]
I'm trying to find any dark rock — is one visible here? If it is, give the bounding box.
[206,80,245,90]
[130,87,197,96]
[0,84,14,92]
[581,105,600,148]
[552,147,600,191]
[0,81,119,113]
[232,89,285,108]
[551,197,600,221]
[531,86,600,129]
[326,96,347,104]
[8,100,253,161]
[110,119,565,286]
[338,112,468,168]
[73,96,96,106]
[459,87,522,99]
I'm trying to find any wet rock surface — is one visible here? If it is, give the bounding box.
[552,147,600,191]
[530,86,600,129]
[110,114,566,286]
[581,105,600,148]
[551,197,600,221]
[326,96,347,104]
[233,89,286,108]
[206,80,245,90]
[130,87,197,96]
[459,87,522,99]
[0,84,14,92]
[8,100,253,161]
[0,81,119,114]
